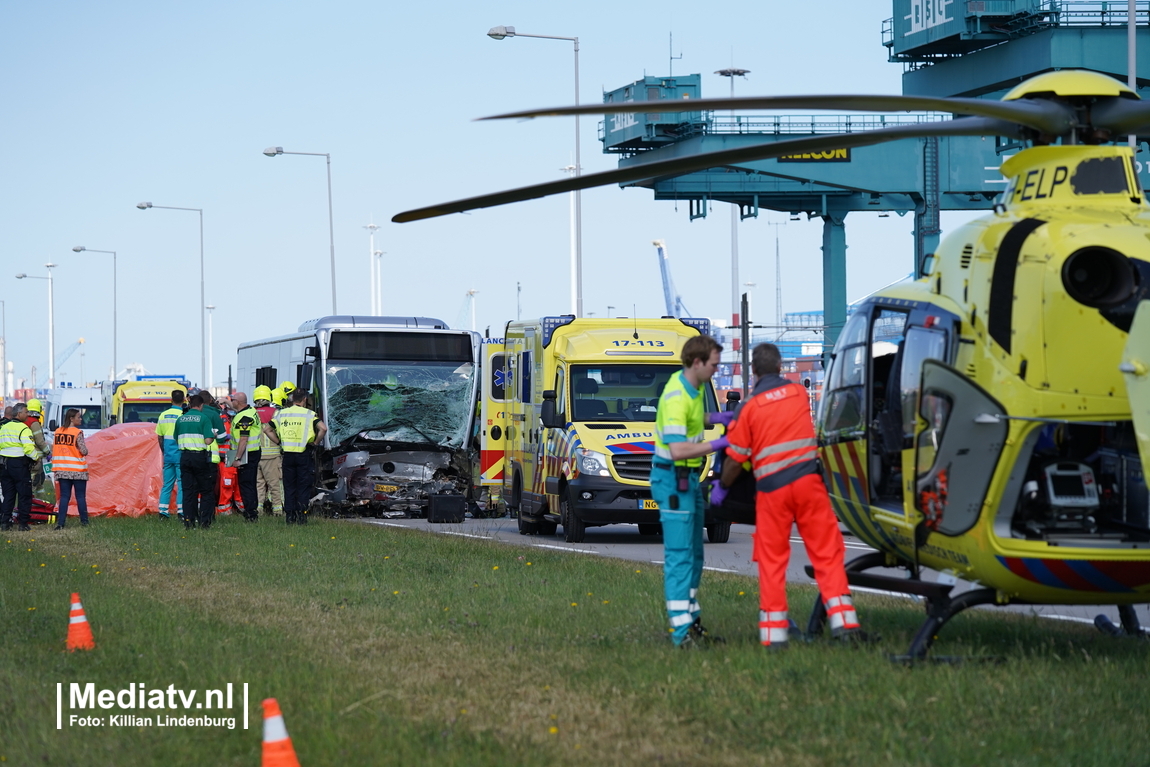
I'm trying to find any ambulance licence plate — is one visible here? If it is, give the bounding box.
[639,499,659,510]
[374,484,399,493]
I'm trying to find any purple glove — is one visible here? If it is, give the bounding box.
[709,435,730,453]
[710,483,729,508]
[706,411,735,427]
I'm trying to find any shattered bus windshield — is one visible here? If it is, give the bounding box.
[324,360,476,448]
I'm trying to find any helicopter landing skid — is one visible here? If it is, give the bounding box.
[804,553,1000,661]
[1093,604,1148,638]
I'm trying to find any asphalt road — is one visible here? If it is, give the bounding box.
[355,515,1149,634]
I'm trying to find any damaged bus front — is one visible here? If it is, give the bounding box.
[237,317,482,517]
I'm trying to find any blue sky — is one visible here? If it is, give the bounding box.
[1,1,973,391]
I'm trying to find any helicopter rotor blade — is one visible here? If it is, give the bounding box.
[1091,96,1150,135]
[482,94,1076,137]
[393,117,1019,224]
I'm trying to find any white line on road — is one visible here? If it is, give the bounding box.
[437,530,495,540]
[531,543,599,555]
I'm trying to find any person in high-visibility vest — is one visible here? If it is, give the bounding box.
[52,408,90,529]
[651,335,731,648]
[23,398,48,488]
[174,392,222,529]
[229,391,262,522]
[253,386,283,516]
[155,390,186,520]
[717,343,870,649]
[1,402,45,531]
[265,389,327,525]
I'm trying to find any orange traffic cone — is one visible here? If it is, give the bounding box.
[262,698,300,767]
[66,592,95,651]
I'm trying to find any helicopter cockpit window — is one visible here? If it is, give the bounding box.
[868,309,909,500]
[820,311,870,442]
[900,327,948,441]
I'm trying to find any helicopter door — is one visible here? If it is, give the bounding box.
[1120,300,1150,488]
[914,359,1009,536]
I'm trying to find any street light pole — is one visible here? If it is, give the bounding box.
[489,25,582,316]
[15,264,56,388]
[264,147,338,314]
[72,246,117,376]
[716,67,750,389]
[206,305,215,390]
[137,203,205,386]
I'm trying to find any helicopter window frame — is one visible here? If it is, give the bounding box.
[900,326,949,443]
[820,311,871,442]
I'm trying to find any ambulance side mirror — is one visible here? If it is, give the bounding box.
[540,389,562,429]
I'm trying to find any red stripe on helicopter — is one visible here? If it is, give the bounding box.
[842,440,870,505]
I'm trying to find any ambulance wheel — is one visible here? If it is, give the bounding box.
[638,523,662,537]
[517,508,538,535]
[706,521,731,543]
[562,492,586,543]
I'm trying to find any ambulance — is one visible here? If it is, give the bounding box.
[496,315,729,543]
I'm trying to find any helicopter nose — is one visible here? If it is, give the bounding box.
[1061,246,1137,309]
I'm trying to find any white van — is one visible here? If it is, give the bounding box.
[44,385,104,441]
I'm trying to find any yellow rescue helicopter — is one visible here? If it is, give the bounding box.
[395,69,1150,659]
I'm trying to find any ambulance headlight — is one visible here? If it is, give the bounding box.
[576,448,610,477]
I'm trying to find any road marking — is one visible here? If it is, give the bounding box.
[437,530,494,540]
[532,543,599,555]
[703,566,740,573]
[1039,614,1097,626]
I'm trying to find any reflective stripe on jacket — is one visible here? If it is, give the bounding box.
[231,406,262,459]
[52,427,87,473]
[726,376,819,493]
[0,419,43,459]
[272,406,316,453]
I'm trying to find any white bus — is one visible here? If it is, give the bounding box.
[236,316,483,518]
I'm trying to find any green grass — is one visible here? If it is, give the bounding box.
[3,515,1150,766]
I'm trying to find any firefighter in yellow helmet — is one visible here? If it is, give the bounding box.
[252,385,283,516]
[22,398,48,488]
[279,381,296,397]
[271,387,287,408]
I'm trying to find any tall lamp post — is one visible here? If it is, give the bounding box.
[716,67,750,390]
[137,202,205,387]
[15,264,56,388]
[206,305,216,391]
[72,246,117,376]
[488,25,583,317]
[0,299,6,400]
[263,147,338,314]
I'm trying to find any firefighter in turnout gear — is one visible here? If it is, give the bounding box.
[651,335,731,648]
[719,343,867,649]
[23,398,48,488]
[265,389,326,524]
[1,403,45,531]
[253,385,282,516]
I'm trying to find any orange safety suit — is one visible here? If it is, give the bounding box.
[216,413,242,515]
[725,374,859,646]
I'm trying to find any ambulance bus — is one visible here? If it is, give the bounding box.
[494,315,730,543]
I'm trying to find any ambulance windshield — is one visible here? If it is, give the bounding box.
[323,360,476,447]
[569,364,716,422]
